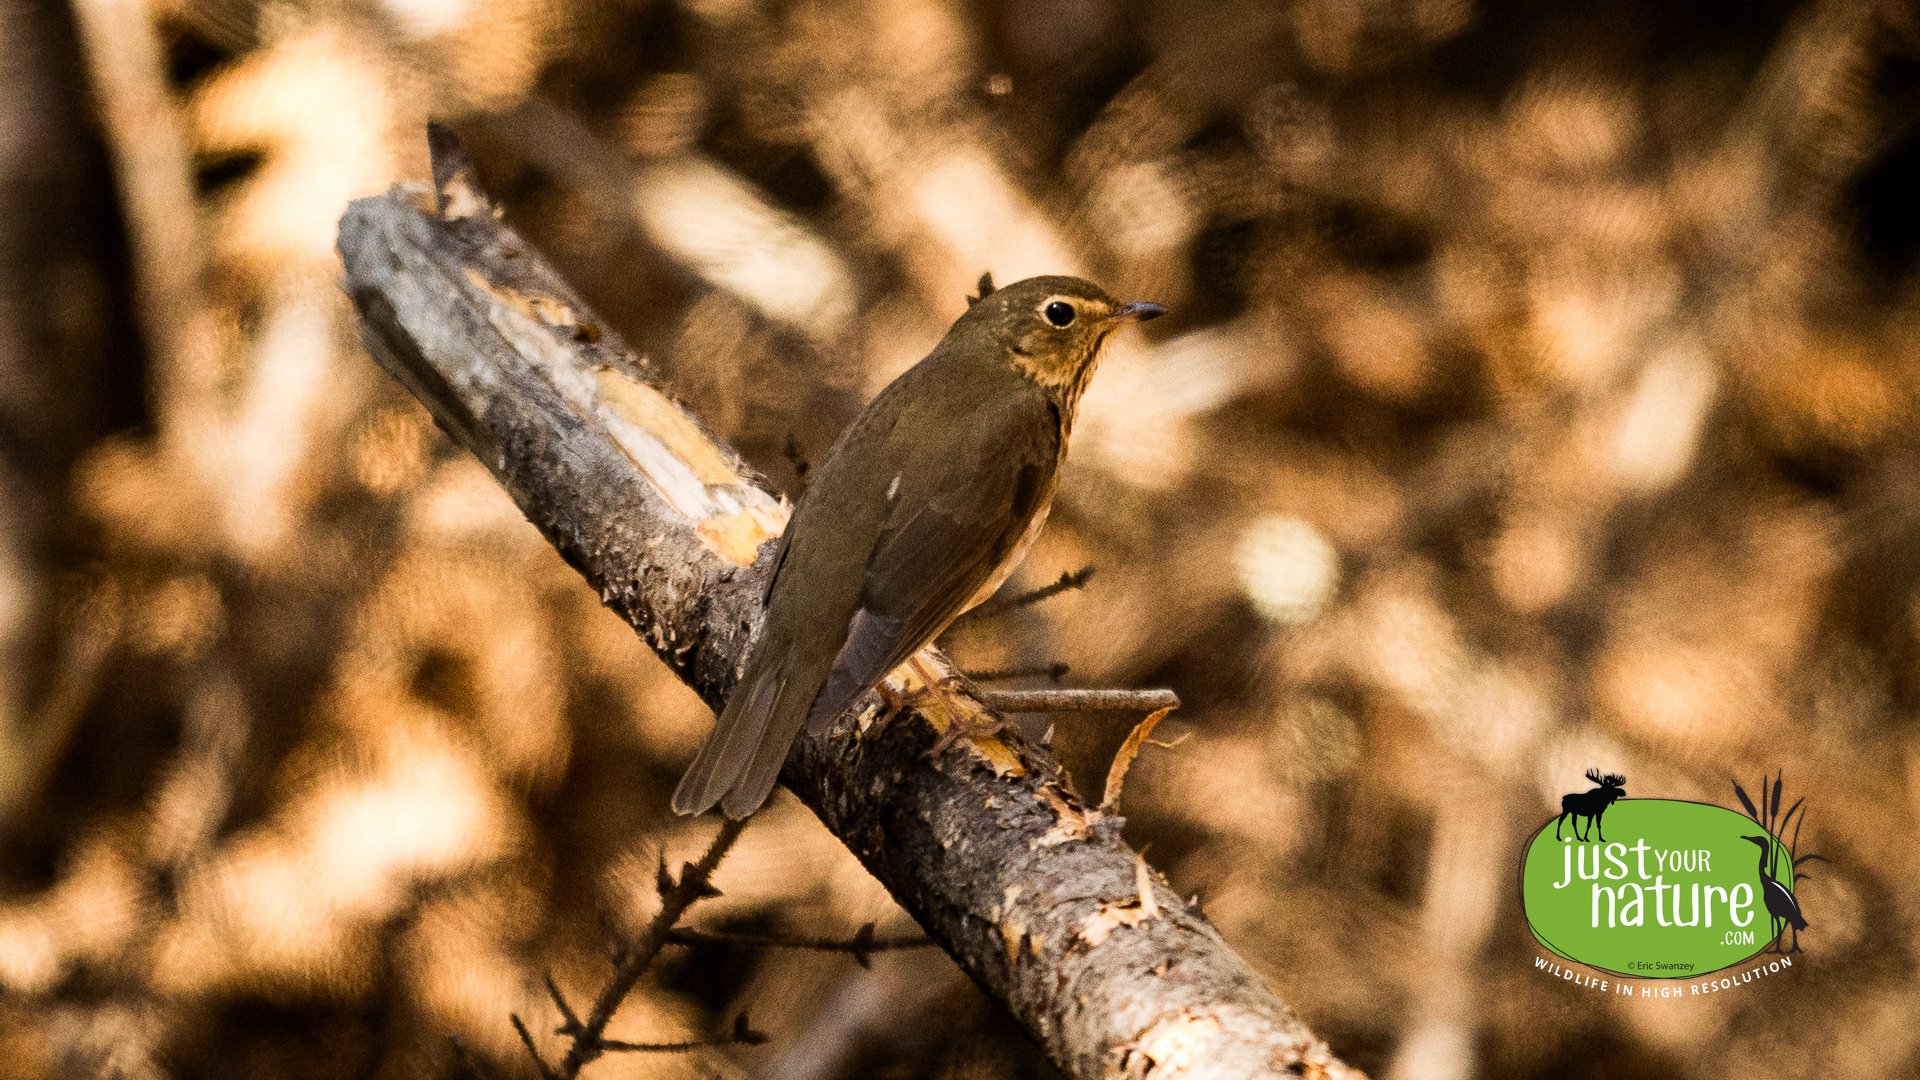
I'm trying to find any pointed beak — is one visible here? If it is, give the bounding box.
[1111,300,1166,324]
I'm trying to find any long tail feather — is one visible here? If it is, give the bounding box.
[672,658,785,815]
[719,671,817,819]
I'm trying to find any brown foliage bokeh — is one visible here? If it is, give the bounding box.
[2,0,1917,1076]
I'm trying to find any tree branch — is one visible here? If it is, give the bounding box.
[335,128,1361,1080]
[522,817,745,1078]
[981,689,1181,713]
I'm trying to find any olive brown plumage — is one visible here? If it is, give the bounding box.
[673,274,1164,818]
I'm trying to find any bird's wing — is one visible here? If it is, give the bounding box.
[803,394,1061,734]
[677,385,1059,820]
[672,409,887,819]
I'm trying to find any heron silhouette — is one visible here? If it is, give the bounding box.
[1742,834,1807,953]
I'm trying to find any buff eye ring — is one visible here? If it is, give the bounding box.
[1043,301,1076,327]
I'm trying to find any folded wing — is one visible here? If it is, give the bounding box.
[675,382,1060,819]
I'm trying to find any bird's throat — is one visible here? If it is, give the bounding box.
[1008,330,1111,418]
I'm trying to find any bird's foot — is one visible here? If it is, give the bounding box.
[877,671,953,724]
[925,707,1011,757]
[876,681,915,727]
[875,672,974,736]
[893,654,1012,756]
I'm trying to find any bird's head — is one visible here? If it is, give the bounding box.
[957,274,1164,412]
[1741,835,1770,850]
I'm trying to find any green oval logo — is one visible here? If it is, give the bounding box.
[1521,799,1799,978]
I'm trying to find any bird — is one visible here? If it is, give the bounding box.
[673,273,1165,818]
[1741,834,1808,953]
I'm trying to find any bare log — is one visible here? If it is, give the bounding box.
[335,129,1361,1080]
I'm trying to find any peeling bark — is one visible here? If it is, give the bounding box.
[335,133,1362,1080]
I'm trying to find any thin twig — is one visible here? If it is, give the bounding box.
[665,922,935,968]
[961,566,1095,621]
[544,975,584,1035]
[980,688,1179,713]
[964,662,1071,683]
[595,1014,770,1052]
[510,1014,558,1080]
[596,1036,737,1053]
[542,818,748,1079]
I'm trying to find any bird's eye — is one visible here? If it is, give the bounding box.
[1044,301,1076,327]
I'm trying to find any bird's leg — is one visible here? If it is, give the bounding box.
[876,651,978,722]
[909,655,1010,755]
[874,681,909,727]
[875,671,933,725]
[874,669,948,734]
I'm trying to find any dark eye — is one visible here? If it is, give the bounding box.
[1044,301,1076,327]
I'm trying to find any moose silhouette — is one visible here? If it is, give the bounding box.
[1554,769,1627,843]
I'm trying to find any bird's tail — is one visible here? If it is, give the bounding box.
[672,656,789,817]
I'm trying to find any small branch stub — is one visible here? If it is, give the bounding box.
[983,688,1180,713]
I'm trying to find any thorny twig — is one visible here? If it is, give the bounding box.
[513,817,748,1079]
[665,921,936,968]
[958,565,1095,621]
[964,661,1071,683]
[557,1005,768,1054]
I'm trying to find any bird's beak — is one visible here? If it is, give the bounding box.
[1111,301,1166,324]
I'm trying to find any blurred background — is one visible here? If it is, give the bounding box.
[2,0,1917,1076]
